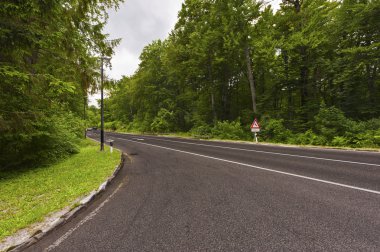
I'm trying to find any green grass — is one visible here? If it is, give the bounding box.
[0,139,120,241]
[115,130,379,152]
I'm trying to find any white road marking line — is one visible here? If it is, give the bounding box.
[122,136,380,167]
[44,183,124,252]
[123,138,380,195]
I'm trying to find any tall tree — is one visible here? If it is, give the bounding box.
[106,0,380,141]
[0,0,123,168]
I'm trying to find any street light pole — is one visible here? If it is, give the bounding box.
[99,39,118,151]
[100,55,111,151]
[100,56,105,151]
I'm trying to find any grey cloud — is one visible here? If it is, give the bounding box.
[103,0,281,80]
[104,0,183,79]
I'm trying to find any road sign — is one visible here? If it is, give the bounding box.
[250,118,260,133]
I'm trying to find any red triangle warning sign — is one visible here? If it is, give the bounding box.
[250,118,260,129]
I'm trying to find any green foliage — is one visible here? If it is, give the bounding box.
[211,120,248,140]
[190,120,248,140]
[190,124,213,139]
[291,130,327,146]
[104,121,118,131]
[0,0,123,169]
[331,136,349,147]
[314,105,351,141]
[343,119,380,148]
[86,106,100,128]
[104,0,379,149]
[151,109,175,133]
[261,119,292,142]
[0,110,83,169]
[312,105,380,147]
[253,107,379,148]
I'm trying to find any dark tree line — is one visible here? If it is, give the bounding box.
[105,0,380,147]
[0,0,123,169]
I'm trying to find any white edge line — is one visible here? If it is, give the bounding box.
[119,138,380,195]
[44,183,124,252]
[123,135,380,167]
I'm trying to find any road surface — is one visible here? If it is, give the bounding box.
[25,131,380,251]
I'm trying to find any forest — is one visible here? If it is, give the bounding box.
[104,0,380,148]
[1,0,379,170]
[0,0,122,169]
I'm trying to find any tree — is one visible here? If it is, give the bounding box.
[106,0,380,145]
[332,0,380,119]
[0,0,123,169]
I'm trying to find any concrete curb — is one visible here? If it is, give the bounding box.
[2,154,125,252]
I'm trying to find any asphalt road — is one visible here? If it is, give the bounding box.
[25,131,380,251]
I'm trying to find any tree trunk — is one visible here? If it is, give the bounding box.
[245,45,257,114]
[367,64,376,103]
[300,46,308,108]
[207,55,217,122]
[221,73,229,120]
[283,50,293,119]
[211,92,217,122]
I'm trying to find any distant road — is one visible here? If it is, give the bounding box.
[26,131,380,251]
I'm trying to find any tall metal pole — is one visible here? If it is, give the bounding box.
[100,57,105,151]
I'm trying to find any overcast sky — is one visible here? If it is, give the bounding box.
[91,0,281,105]
[103,0,281,80]
[104,0,184,80]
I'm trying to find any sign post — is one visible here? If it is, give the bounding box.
[250,118,260,143]
[108,140,114,153]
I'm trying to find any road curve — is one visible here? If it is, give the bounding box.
[25,131,380,251]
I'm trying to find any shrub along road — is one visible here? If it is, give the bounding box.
[25,131,380,251]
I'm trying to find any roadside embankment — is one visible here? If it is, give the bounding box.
[0,139,121,248]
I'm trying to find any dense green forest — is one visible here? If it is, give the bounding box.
[0,0,122,169]
[1,0,379,170]
[105,0,380,148]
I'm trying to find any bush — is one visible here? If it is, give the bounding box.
[314,106,380,148]
[351,119,380,147]
[362,118,380,131]
[331,136,349,147]
[289,129,327,146]
[129,112,153,133]
[190,124,212,139]
[104,121,124,131]
[261,119,292,142]
[374,133,380,146]
[344,128,380,148]
[151,108,174,133]
[211,120,248,140]
[314,105,350,141]
[0,111,82,170]
[104,122,115,131]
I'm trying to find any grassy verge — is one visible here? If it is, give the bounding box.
[111,130,379,152]
[0,139,120,241]
[163,133,380,151]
